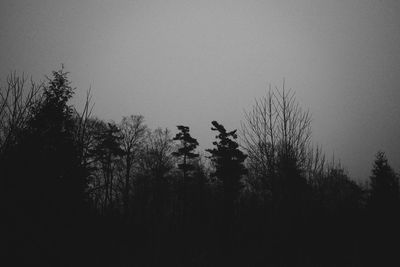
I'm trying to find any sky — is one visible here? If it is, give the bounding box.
[1,0,400,181]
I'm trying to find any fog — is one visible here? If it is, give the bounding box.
[1,0,400,180]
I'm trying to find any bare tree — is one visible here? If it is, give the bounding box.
[119,115,147,217]
[137,128,175,237]
[78,117,107,210]
[139,128,175,180]
[73,88,95,166]
[241,82,322,192]
[92,122,123,213]
[0,72,43,154]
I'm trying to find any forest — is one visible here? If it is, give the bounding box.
[2,68,400,266]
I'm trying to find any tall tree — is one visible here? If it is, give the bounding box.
[3,68,94,267]
[207,121,247,252]
[367,152,400,264]
[119,115,147,217]
[172,125,199,227]
[139,128,175,181]
[369,151,399,213]
[172,125,199,181]
[0,72,43,156]
[93,122,123,214]
[241,83,318,195]
[24,68,88,212]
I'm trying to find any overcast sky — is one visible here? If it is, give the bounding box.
[1,0,400,180]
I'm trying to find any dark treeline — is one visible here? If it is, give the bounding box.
[2,69,400,266]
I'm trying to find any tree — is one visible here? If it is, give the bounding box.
[313,162,364,216]
[367,152,400,264]
[1,72,44,201]
[240,83,321,241]
[369,151,399,214]
[2,68,91,266]
[93,122,123,214]
[172,125,199,179]
[119,115,147,217]
[24,68,88,211]
[136,127,175,251]
[241,83,318,194]
[172,125,199,227]
[1,68,96,265]
[207,121,247,250]
[0,72,43,156]
[240,84,320,263]
[78,117,109,210]
[137,127,175,214]
[73,88,95,170]
[207,120,247,199]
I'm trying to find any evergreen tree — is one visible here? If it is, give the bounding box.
[4,68,90,266]
[369,151,399,213]
[172,125,199,180]
[367,154,400,264]
[172,125,199,228]
[207,121,247,198]
[24,68,88,213]
[207,121,247,255]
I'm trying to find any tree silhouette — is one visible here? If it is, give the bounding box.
[93,122,123,214]
[241,83,317,197]
[367,151,400,265]
[0,72,43,156]
[207,121,247,201]
[5,67,400,266]
[172,125,199,233]
[2,68,93,266]
[119,115,147,218]
[369,151,399,211]
[139,128,175,182]
[172,125,199,179]
[207,120,247,259]
[25,68,88,212]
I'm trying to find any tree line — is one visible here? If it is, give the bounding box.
[2,68,399,266]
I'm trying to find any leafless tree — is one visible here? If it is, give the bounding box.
[241,82,324,192]
[139,128,175,180]
[137,128,176,229]
[119,115,147,217]
[79,117,108,209]
[0,72,43,154]
[73,88,95,166]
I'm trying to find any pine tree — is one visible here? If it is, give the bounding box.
[172,125,199,228]
[207,121,246,224]
[206,121,247,260]
[172,125,199,180]
[207,121,247,198]
[23,68,88,213]
[4,68,91,265]
[369,151,399,214]
[367,154,400,264]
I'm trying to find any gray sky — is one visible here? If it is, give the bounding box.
[1,0,400,180]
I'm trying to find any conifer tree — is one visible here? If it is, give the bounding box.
[172,125,199,227]
[207,121,246,222]
[25,68,88,212]
[207,121,247,197]
[207,121,247,259]
[369,151,399,213]
[172,125,199,180]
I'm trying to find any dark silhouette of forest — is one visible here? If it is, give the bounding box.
[2,68,400,266]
